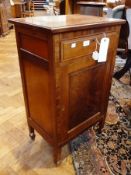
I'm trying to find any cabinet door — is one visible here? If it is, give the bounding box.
[60,57,106,136]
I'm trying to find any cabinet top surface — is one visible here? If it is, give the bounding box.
[9,14,125,33]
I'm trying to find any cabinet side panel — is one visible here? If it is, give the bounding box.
[17,31,53,138]
[22,57,53,137]
[20,34,49,60]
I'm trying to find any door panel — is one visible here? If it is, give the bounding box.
[60,56,107,135]
[68,64,105,129]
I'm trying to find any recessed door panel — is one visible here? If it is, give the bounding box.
[65,64,106,130]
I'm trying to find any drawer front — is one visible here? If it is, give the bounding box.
[61,36,97,61]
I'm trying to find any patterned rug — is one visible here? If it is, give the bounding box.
[70,56,131,175]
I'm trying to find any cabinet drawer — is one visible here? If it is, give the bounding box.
[61,36,96,61]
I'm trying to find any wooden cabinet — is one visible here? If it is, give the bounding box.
[65,0,106,14]
[11,2,27,18]
[0,2,9,36]
[9,15,124,164]
[126,0,131,7]
[4,0,12,19]
[76,1,106,16]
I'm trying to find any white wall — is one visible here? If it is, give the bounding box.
[127,9,131,49]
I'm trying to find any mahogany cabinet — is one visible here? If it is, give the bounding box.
[9,15,124,164]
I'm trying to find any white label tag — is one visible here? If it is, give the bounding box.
[71,43,76,48]
[83,40,90,47]
[98,37,109,62]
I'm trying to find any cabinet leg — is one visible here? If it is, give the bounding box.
[98,119,105,133]
[53,146,61,165]
[28,125,35,140]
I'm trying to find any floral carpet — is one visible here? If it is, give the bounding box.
[70,56,131,175]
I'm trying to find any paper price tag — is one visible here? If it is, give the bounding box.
[98,37,110,62]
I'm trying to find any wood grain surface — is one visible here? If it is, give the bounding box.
[9,14,125,33]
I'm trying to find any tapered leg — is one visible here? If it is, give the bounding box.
[28,125,35,140]
[98,118,105,134]
[53,146,62,165]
